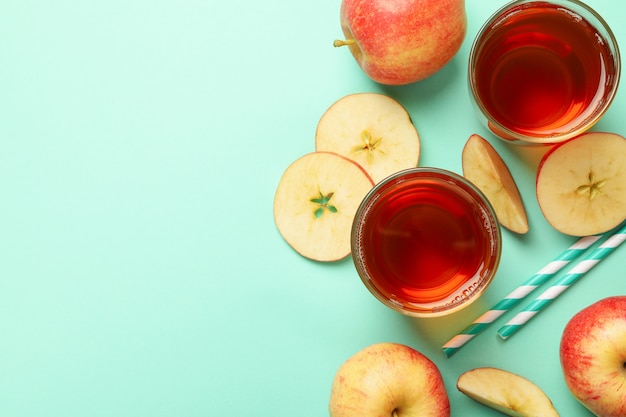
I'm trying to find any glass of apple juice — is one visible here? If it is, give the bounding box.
[351,168,502,317]
[469,0,620,144]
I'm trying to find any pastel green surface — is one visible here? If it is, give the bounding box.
[1,1,624,416]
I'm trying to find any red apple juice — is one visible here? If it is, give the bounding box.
[470,1,620,141]
[351,169,501,317]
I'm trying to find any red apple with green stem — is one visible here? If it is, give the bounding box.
[333,0,467,85]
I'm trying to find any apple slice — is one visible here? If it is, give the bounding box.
[315,93,420,183]
[462,134,529,234]
[273,151,374,262]
[536,132,626,236]
[457,367,559,417]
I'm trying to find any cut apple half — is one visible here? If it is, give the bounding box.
[315,93,420,183]
[457,367,559,417]
[536,132,626,236]
[273,151,374,262]
[462,134,529,234]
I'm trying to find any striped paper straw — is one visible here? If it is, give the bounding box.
[441,234,601,357]
[498,223,626,340]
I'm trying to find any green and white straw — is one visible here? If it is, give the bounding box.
[498,223,626,340]
[441,234,601,357]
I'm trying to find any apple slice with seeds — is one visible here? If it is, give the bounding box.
[457,367,559,417]
[536,132,626,236]
[273,151,374,262]
[462,134,529,234]
[315,93,420,183]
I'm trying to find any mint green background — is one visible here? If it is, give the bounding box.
[1,1,624,415]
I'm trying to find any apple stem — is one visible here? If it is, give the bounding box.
[333,39,356,48]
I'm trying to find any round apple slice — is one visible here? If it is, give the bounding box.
[457,367,559,417]
[462,134,529,234]
[315,93,420,184]
[273,151,374,262]
[536,132,626,236]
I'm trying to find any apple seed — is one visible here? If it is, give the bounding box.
[576,172,607,201]
[352,130,384,164]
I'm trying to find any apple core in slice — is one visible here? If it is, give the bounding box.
[315,93,420,184]
[457,367,559,417]
[536,132,626,236]
[462,134,529,234]
[273,151,374,262]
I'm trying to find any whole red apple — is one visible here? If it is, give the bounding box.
[329,342,450,417]
[334,0,466,85]
[560,296,626,417]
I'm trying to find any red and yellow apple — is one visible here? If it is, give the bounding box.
[560,296,626,417]
[329,343,450,417]
[334,0,467,85]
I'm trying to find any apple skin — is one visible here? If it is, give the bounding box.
[560,296,626,417]
[329,343,450,417]
[336,0,467,85]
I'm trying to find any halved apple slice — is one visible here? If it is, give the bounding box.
[315,93,420,183]
[273,151,374,262]
[462,134,529,234]
[536,132,626,236]
[457,367,559,417]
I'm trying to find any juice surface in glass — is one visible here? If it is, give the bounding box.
[471,1,619,141]
[352,169,501,317]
